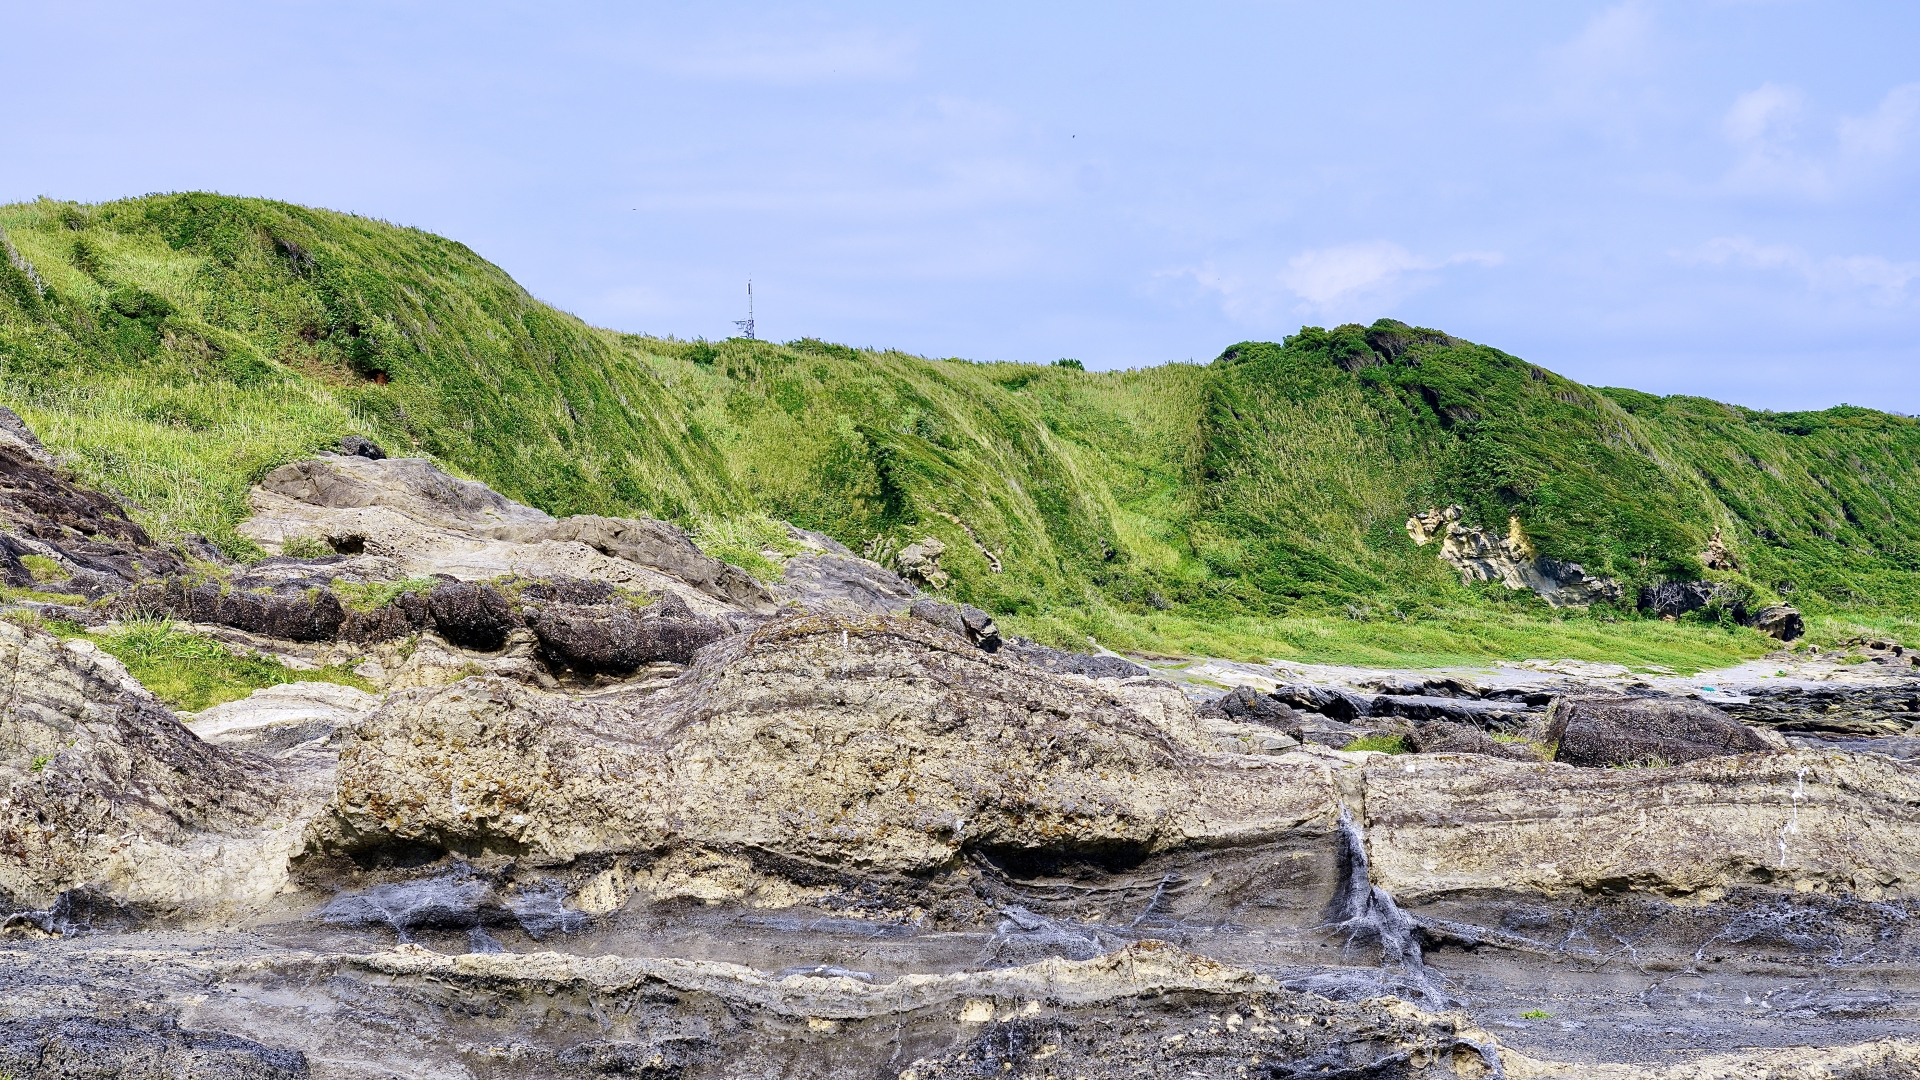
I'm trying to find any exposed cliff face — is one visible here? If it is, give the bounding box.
[1407,506,1622,608]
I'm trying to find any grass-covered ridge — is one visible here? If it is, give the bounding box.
[2,193,1916,669]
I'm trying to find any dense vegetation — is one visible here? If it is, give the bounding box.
[2,193,1915,669]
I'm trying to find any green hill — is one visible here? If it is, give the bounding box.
[2,193,1915,670]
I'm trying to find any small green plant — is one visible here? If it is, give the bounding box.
[90,617,371,711]
[1520,1009,1552,1020]
[17,554,65,582]
[29,753,51,772]
[333,576,437,612]
[1342,733,1409,754]
[281,534,332,559]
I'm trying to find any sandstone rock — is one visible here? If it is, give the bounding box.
[0,620,317,913]
[1755,603,1805,642]
[1363,750,1920,901]
[185,681,382,757]
[908,597,1002,652]
[894,537,950,590]
[317,613,1342,880]
[1547,693,1773,768]
[1406,505,1620,608]
[239,454,770,614]
[1701,527,1739,571]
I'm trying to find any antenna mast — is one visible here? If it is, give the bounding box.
[733,279,755,340]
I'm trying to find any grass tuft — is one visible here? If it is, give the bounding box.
[90,617,372,712]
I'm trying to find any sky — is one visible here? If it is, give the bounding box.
[4,1,1919,412]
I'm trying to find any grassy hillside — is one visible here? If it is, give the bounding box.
[2,193,1915,670]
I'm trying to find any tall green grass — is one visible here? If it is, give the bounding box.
[2,193,1916,672]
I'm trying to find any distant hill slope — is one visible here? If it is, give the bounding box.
[2,193,1915,664]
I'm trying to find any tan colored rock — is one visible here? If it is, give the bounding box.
[1362,750,1920,901]
[1407,505,1620,608]
[239,454,771,614]
[318,613,1344,876]
[0,621,324,914]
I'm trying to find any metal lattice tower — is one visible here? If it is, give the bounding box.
[733,280,755,340]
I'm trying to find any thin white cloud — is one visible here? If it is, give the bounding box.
[1679,236,1920,304]
[1530,1,1663,134]
[654,28,916,84]
[1722,81,1920,197]
[1177,242,1502,324]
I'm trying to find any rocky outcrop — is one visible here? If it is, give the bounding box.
[1404,719,1537,760]
[1364,750,1920,901]
[317,613,1341,882]
[1406,505,1621,608]
[894,537,950,590]
[0,620,316,913]
[999,638,1149,678]
[908,597,1002,652]
[1755,602,1805,641]
[522,591,729,674]
[1547,694,1774,767]
[239,453,772,614]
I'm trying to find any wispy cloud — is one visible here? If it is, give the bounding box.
[1722,81,1920,197]
[1678,236,1920,304]
[1177,242,1502,324]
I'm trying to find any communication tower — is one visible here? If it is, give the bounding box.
[733,280,755,340]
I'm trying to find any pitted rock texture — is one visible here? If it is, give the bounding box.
[0,620,312,912]
[1548,694,1774,767]
[1363,750,1920,901]
[238,453,771,615]
[319,613,1343,879]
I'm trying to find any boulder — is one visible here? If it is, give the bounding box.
[426,580,518,651]
[1755,603,1805,642]
[894,537,949,590]
[339,435,386,460]
[908,598,1002,652]
[1404,720,1537,760]
[1270,684,1378,722]
[524,600,729,673]
[1201,685,1299,725]
[116,577,348,643]
[1371,694,1535,731]
[1546,693,1773,768]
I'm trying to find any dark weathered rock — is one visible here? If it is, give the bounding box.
[908,598,1002,652]
[1270,684,1378,722]
[116,578,347,642]
[1202,685,1299,725]
[339,592,433,643]
[339,434,386,460]
[1547,693,1774,768]
[513,575,617,606]
[1755,604,1805,642]
[1372,694,1536,732]
[525,601,728,673]
[427,580,518,651]
[0,1016,309,1080]
[1405,720,1537,760]
[999,638,1147,679]
[1639,580,1719,619]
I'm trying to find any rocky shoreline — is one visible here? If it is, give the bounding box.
[2,436,1919,1077]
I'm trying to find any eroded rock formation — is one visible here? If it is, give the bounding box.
[1407,505,1621,608]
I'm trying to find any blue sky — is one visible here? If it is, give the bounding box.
[5,2,1918,411]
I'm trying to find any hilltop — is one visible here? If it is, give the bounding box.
[2,192,1916,668]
